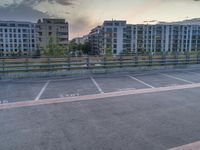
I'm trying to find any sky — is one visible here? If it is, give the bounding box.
[0,0,200,39]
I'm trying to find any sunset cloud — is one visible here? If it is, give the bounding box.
[0,0,200,39]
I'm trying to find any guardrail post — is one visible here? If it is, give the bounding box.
[103,56,107,69]
[67,55,71,70]
[119,54,123,68]
[48,58,51,72]
[2,58,5,73]
[185,53,190,64]
[25,58,29,72]
[162,53,166,66]
[149,54,152,66]
[134,54,138,67]
[86,56,90,69]
[197,53,200,64]
[175,52,179,65]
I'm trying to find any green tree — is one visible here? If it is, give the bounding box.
[68,41,91,56]
[105,48,112,56]
[42,37,66,57]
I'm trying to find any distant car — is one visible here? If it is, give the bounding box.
[68,51,84,57]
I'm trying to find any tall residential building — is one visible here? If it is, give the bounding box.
[37,18,69,49]
[89,21,129,55]
[131,23,200,53]
[101,20,128,54]
[0,21,37,56]
[72,35,89,45]
[88,26,102,55]
[88,19,200,55]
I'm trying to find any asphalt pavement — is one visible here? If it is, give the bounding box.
[1,68,200,150]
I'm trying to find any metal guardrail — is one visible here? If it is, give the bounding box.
[0,54,200,73]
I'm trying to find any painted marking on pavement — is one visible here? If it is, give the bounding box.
[161,73,194,84]
[1,82,200,110]
[127,75,155,88]
[187,70,200,77]
[35,80,50,101]
[90,77,104,94]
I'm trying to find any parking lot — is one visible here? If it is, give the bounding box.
[1,68,200,103]
[1,68,200,150]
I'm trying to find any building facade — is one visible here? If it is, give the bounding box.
[73,35,89,45]
[88,26,102,55]
[101,21,129,55]
[88,20,200,55]
[0,21,37,56]
[37,18,69,49]
[131,23,200,53]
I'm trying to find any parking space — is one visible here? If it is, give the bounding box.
[189,69,200,74]
[40,78,100,99]
[0,81,45,103]
[93,76,149,93]
[131,73,188,88]
[162,71,200,83]
[1,68,200,103]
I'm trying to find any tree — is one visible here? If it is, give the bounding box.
[105,48,112,56]
[42,36,66,57]
[68,41,91,56]
[82,42,90,54]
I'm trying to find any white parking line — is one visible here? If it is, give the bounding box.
[90,77,104,94]
[35,80,50,101]
[187,70,200,76]
[161,73,194,84]
[127,75,155,88]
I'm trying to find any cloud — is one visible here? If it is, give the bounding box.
[1,0,75,7]
[160,0,200,2]
[69,16,96,37]
[0,0,78,22]
[0,4,50,22]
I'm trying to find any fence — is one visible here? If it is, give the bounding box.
[0,53,200,74]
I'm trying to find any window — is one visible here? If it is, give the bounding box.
[48,26,52,30]
[38,32,42,36]
[106,28,112,32]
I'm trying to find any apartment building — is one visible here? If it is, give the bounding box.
[73,35,89,45]
[37,18,69,49]
[88,26,102,55]
[88,20,200,55]
[88,21,129,55]
[0,21,37,56]
[101,20,127,54]
[131,23,200,53]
